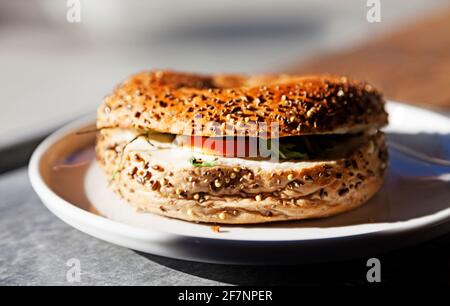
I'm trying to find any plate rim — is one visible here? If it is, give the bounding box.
[28,101,450,243]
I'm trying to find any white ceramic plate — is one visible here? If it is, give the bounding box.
[29,101,450,264]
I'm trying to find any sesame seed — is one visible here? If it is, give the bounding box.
[218,211,226,220]
[287,174,294,181]
[233,167,240,172]
[230,172,237,179]
[337,89,345,97]
[255,195,262,202]
[151,181,161,191]
[225,178,231,183]
[193,194,200,200]
[214,180,222,188]
[367,141,375,154]
[152,165,164,172]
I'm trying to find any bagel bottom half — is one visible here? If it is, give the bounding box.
[96,130,388,224]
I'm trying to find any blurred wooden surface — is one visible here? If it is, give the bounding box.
[294,8,450,111]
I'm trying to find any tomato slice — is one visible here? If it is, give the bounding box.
[178,135,258,157]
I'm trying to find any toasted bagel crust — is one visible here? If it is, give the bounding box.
[97,70,388,138]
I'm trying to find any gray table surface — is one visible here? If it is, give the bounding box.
[1,167,449,286]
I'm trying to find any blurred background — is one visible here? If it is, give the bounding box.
[0,0,449,151]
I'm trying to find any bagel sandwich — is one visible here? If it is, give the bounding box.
[95,70,388,224]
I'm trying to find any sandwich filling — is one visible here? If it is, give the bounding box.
[106,129,380,167]
[102,127,382,171]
